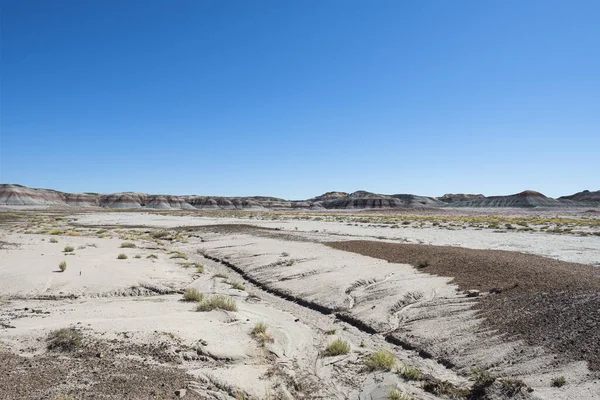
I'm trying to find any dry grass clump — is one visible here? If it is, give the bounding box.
[250,322,274,346]
[169,251,188,260]
[213,273,228,279]
[58,260,67,272]
[229,281,245,291]
[323,338,350,356]
[551,376,566,387]
[47,328,83,351]
[397,363,422,381]
[196,295,237,312]
[389,389,412,400]
[146,254,158,259]
[182,288,204,302]
[120,242,136,248]
[63,245,74,253]
[117,253,128,260]
[364,350,396,371]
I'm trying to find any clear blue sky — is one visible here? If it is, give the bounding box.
[1,0,598,199]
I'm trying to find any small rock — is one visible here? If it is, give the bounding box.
[175,388,187,398]
[465,290,480,298]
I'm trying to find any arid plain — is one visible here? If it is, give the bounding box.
[1,202,599,400]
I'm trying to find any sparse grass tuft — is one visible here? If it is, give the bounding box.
[146,254,158,259]
[213,273,228,279]
[120,242,136,248]
[47,328,83,351]
[117,253,128,259]
[169,251,188,260]
[551,376,566,387]
[251,322,273,346]
[229,281,245,291]
[389,389,412,400]
[182,288,204,302]
[196,295,237,312]
[323,338,350,356]
[58,260,67,272]
[397,363,422,381]
[251,322,267,336]
[365,350,396,371]
[63,245,74,253]
[196,264,205,273]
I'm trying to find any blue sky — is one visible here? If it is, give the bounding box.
[1,0,598,199]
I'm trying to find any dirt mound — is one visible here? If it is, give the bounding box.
[327,240,600,372]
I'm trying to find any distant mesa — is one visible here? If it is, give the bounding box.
[0,184,598,209]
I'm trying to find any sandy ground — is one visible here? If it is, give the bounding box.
[1,210,599,399]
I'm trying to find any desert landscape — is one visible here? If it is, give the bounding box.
[1,185,599,399]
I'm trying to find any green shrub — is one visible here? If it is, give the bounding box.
[183,288,204,302]
[63,246,74,253]
[323,338,350,356]
[365,350,396,371]
[117,253,128,259]
[196,295,237,312]
[120,242,136,248]
[58,260,67,272]
[47,328,82,351]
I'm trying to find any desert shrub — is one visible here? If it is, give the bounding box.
[415,259,429,268]
[147,254,158,259]
[63,246,74,253]
[50,230,65,235]
[423,378,468,397]
[196,264,205,273]
[325,329,336,335]
[47,328,82,351]
[196,295,237,312]
[50,237,58,243]
[324,338,350,356]
[213,273,228,279]
[229,281,245,291]
[182,288,204,302]
[551,376,566,387]
[397,363,422,381]
[120,242,136,248]
[58,260,67,272]
[365,350,396,371]
[134,254,141,258]
[117,253,128,259]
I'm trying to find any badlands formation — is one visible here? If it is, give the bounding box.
[1,186,599,399]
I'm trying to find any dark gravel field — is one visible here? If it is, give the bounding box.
[326,240,600,372]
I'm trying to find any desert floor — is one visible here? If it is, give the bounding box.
[0,209,599,399]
